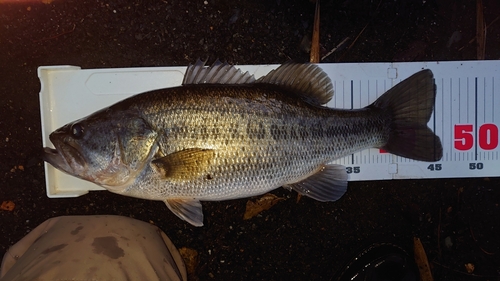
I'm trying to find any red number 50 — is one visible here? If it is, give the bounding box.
[454,124,498,151]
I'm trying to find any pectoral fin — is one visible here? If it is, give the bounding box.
[285,164,348,202]
[151,148,215,181]
[165,198,204,227]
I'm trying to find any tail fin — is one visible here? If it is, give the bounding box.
[371,70,443,162]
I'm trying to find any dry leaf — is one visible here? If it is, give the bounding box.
[465,263,475,274]
[309,0,320,63]
[1,201,15,211]
[178,247,198,276]
[414,237,433,281]
[243,193,284,220]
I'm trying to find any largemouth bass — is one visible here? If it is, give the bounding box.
[43,60,442,226]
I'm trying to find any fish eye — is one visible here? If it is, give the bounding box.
[71,123,84,138]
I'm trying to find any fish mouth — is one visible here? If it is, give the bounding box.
[43,147,72,173]
[43,139,86,176]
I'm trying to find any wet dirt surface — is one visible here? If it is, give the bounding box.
[1,0,499,280]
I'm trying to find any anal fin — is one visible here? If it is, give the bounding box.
[285,164,348,202]
[165,198,204,227]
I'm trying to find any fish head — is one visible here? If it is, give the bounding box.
[43,108,158,191]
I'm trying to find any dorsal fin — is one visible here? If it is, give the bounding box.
[257,63,333,105]
[182,59,256,85]
[182,60,333,105]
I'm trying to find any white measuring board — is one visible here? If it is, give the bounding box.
[39,60,500,197]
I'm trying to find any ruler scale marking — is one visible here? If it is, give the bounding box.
[483,77,486,128]
[452,77,455,163]
[460,76,463,123]
[350,80,354,165]
[475,77,478,161]
[441,78,447,162]
[450,78,453,163]
[367,79,370,165]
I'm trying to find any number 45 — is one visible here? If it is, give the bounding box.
[427,164,442,171]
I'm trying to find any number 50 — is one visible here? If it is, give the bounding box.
[454,124,498,151]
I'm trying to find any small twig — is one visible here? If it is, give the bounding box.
[488,15,500,29]
[347,24,368,51]
[321,36,350,61]
[458,15,499,51]
[476,0,485,59]
[437,208,442,258]
[469,226,496,255]
[32,24,76,43]
[337,0,382,61]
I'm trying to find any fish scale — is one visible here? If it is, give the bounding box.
[121,85,390,200]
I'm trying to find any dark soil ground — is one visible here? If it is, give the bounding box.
[1,0,499,280]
